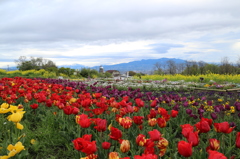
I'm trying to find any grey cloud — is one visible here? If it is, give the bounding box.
[1,0,240,45]
[1,0,240,67]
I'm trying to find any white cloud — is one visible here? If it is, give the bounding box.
[232,41,240,51]
[0,0,240,68]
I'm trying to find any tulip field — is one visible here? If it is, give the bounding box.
[1,77,240,159]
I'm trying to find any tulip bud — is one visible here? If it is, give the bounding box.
[120,140,130,153]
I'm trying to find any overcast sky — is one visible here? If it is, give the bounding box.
[1,0,240,68]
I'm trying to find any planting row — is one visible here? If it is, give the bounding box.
[0,77,240,158]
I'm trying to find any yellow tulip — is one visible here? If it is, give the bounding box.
[0,155,10,159]
[15,123,24,130]
[109,152,119,159]
[30,139,36,145]
[120,140,130,153]
[0,142,25,158]
[1,103,10,109]
[8,106,24,113]
[0,103,11,114]
[7,111,25,123]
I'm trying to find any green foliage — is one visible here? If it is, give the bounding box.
[0,69,7,75]
[15,56,57,71]
[58,67,75,77]
[79,68,99,78]
[153,69,164,75]
[128,71,137,76]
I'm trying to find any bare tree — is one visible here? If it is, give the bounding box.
[176,63,186,74]
[166,60,177,74]
[153,62,164,74]
[184,60,192,75]
[15,56,27,68]
[198,61,206,74]
[220,57,233,74]
[236,56,240,68]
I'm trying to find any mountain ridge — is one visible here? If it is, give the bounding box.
[1,58,187,73]
[61,58,187,73]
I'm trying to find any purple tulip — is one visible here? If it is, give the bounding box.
[186,109,192,115]
[207,100,213,106]
[183,101,189,107]
[193,102,199,106]
[229,122,236,127]
[198,108,205,114]
[235,102,240,111]
[173,104,179,111]
[210,112,218,120]
[189,96,195,101]
[181,97,187,101]
[225,104,230,110]
[214,106,221,113]
[190,114,198,119]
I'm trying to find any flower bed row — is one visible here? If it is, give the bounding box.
[1,77,240,158]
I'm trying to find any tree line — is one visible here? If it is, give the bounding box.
[15,56,112,78]
[153,57,240,75]
[15,56,240,78]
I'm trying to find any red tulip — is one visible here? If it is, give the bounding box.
[30,103,38,109]
[136,134,147,146]
[135,98,144,107]
[82,134,92,141]
[143,139,155,154]
[206,139,220,151]
[133,116,144,125]
[195,118,211,133]
[118,117,133,129]
[178,141,192,157]
[148,109,157,118]
[186,131,199,147]
[150,100,157,107]
[157,107,168,116]
[63,106,73,115]
[85,154,98,159]
[110,127,122,141]
[45,99,53,107]
[93,118,107,132]
[148,129,161,141]
[236,132,240,148]
[81,141,97,155]
[170,110,178,118]
[92,92,102,99]
[159,148,167,157]
[79,118,92,128]
[157,117,166,128]
[72,134,96,155]
[156,137,168,149]
[208,150,227,159]
[102,142,111,149]
[181,124,194,138]
[76,114,92,128]
[72,107,79,115]
[134,154,158,159]
[214,122,235,134]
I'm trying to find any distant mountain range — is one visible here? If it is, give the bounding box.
[1,58,187,73]
[60,58,187,73]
